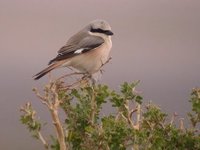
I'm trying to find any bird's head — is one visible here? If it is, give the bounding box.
[89,19,114,36]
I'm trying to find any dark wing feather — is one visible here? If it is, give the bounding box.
[49,35,104,65]
[58,30,89,54]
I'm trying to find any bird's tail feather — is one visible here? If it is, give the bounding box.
[33,62,62,80]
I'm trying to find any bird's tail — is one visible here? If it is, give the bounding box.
[33,62,62,80]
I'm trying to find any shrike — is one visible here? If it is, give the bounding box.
[33,19,114,80]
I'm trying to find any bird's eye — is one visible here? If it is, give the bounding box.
[90,28,103,33]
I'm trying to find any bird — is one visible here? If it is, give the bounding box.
[33,19,114,80]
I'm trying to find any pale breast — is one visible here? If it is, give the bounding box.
[67,38,112,74]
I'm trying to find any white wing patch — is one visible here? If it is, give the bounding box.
[74,48,84,54]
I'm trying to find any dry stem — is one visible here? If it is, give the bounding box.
[38,132,49,149]
[179,118,185,131]
[135,104,141,130]
[34,82,67,150]
[170,112,178,127]
[56,72,90,90]
[51,84,67,150]
[90,87,97,125]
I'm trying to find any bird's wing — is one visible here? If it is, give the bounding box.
[49,34,104,65]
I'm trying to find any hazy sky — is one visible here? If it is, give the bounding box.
[0,0,200,149]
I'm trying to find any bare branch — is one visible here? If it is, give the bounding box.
[38,132,49,149]
[170,112,178,127]
[57,72,84,81]
[90,86,97,125]
[61,77,89,90]
[48,83,67,150]
[179,118,185,131]
[129,108,137,119]
[100,57,112,74]
[33,88,50,108]
[135,104,141,130]
[50,109,66,150]
[33,82,67,150]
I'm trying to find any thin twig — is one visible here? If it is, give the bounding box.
[62,78,89,90]
[179,118,185,131]
[127,112,135,129]
[124,101,137,130]
[170,112,178,127]
[57,72,84,81]
[135,104,141,130]
[130,108,138,118]
[38,132,49,149]
[90,86,96,125]
[33,88,50,108]
[99,57,112,74]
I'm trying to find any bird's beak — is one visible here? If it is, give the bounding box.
[106,30,114,36]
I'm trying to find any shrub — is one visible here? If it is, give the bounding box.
[20,77,200,150]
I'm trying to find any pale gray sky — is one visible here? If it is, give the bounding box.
[0,0,200,149]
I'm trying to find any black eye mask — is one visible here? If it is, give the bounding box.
[90,28,114,36]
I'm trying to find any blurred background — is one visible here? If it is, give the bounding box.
[0,0,200,149]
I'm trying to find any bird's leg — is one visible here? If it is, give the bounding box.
[81,73,90,80]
